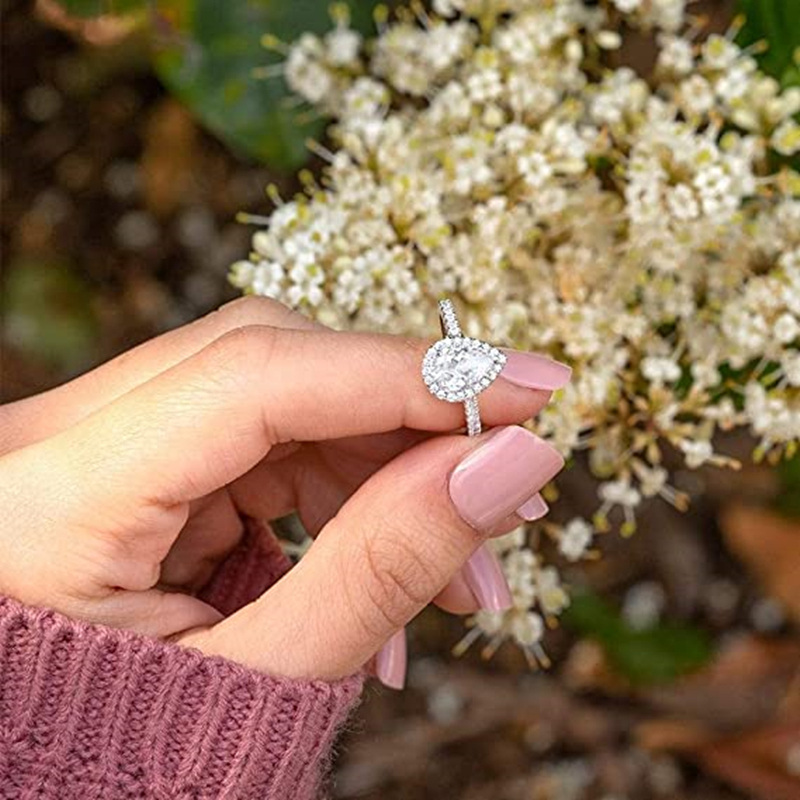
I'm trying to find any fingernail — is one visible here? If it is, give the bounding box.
[517,492,549,521]
[375,628,407,690]
[449,426,565,531]
[500,350,572,391]
[462,545,513,611]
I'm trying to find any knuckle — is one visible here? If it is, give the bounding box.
[216,295,293,328]
[395,335,426,368]
[197,325,287,445]
[358,527,446,627]
[204,324,279,381]
[399,335,425,354]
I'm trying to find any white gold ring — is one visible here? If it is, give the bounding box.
[422,299,507,436]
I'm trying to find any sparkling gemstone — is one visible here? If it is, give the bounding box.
[422,337,507,402]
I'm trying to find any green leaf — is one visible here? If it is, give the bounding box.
[1,258,99,374]
[563,590,713,686]
[736,0,800,87]
[153,0,380,170]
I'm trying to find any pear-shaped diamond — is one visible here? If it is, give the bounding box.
[422,337,507,402]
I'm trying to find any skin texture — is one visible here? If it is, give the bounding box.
[0,297,560,681]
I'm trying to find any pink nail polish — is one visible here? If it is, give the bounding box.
[462,545,513,611]
[500,350,572,391]
[517,492,549,521]
[449,426,565,531]
[375,628,407,690]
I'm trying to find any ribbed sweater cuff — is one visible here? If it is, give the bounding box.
[0,595,363,799]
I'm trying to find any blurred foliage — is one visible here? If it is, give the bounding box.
[1,259,99,373]
[736,0,800,87]
[55,0,383,170]
[53,0,800,166]
[58,0,150,14]
[776,452,800,517]
[564,591,713,685]
[153,1,381,170]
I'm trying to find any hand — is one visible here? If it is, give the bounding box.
[0,297,568,685]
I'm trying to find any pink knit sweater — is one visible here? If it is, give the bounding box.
[0,518,364,799]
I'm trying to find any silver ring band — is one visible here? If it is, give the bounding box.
[464,396,481,437]
[439,301,480,435]
[438,298,463,338]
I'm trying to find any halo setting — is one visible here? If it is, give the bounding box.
[422,337,507,402]
[421,299,507,435]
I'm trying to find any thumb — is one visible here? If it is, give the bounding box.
[179,426,564,681]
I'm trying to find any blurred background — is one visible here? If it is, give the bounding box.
[1,1,799,798]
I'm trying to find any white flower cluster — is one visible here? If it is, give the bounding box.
[231,0,800,659]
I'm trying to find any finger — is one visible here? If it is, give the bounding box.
[230,430,428,534]
[178,425,565,680]
[160,441,305,586]
[72,585,225,639]
[44,326,567,513]
[231,446,353,537]
[232,441,506,617]
[159,489,244,591]
[433,571,481,615]
[374,628,407,690]
[234,438,545,617]
[235,440,515,616]
[1,296,319,451]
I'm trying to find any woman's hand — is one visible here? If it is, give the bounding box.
[0,297,568,684]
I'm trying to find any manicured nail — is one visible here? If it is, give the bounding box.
[375,628,406,690]
[449,426,565,531]
[462,545,513,611]
[516,492,549,521]
[500,350,572,391]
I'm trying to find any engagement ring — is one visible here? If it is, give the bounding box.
[422,299,507,436]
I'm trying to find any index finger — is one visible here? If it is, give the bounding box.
[1,296,319,452]
[40,325,569,509]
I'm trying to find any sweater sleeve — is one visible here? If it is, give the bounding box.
[0,518,364,800]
